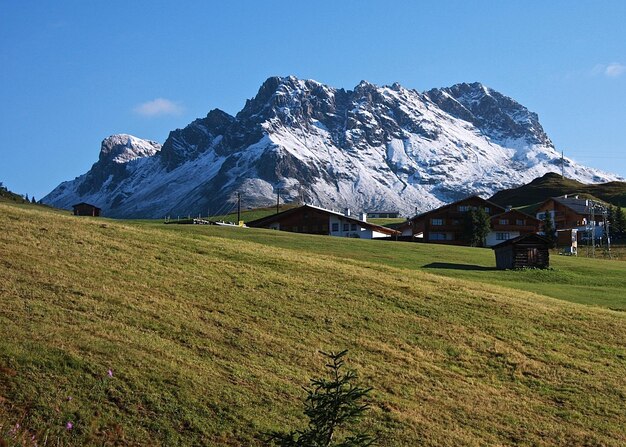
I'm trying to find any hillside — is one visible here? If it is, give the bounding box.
[490,172,626,208]
[1,202,625,446]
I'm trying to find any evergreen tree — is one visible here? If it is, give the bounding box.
[462,207,491,247]
[542,210,556,248]
[31,196,36,204]
[267,350,376,447]
[614,205,626,237]
[24,193,29,202]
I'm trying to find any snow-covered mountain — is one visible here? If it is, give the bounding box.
[43,76,623,218]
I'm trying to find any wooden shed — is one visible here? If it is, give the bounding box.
[72,202,101,217]
[491,233,550,270]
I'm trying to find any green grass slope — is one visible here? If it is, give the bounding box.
[489,172,626,208]
[149,222,626,311]
[1,202,625,446]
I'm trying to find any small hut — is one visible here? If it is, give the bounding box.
[491,233,550,270]
[72,202,101,217]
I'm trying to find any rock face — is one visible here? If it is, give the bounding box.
[43,76,623,218]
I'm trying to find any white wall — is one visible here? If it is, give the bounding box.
[328,215,385,239]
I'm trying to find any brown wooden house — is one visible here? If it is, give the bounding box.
[486,209,541,246]
[72,202,101,217]
[410,196,505,245]
[247,204,399,239]
[536,196,590,230]
[536,195,606,241]
[492,233,550,270]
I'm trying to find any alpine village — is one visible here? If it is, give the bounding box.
[3,4,626,446]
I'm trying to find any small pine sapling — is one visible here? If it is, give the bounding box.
[267,350,376,447]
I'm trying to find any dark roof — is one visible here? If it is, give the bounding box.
[247,204,400,235]
[490,208,539,222]
[491,233,551,250]
[72,202,101,210]
[410,195,505,221]
[543,196,608,216]
[551,197,591,215]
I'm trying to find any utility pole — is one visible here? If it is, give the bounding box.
[605,208,612,259]
[276,188,280,214]
[237,192,241,224]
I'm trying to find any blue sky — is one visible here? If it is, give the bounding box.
[1,0,625,199]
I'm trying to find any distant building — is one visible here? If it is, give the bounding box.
[487,208,541,247]
[408,196,539,246]
[536,195,606,240]
[72,202,101,217]
[246,204,400,239]
[492,233,551,270]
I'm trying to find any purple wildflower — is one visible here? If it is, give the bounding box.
[107,369,113,378]
[66,421,73,430]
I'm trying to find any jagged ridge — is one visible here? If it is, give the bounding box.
[43,76,623,218]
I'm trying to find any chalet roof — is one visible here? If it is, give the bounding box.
[247,204,400,235]
[72,202,101,210]
[491,233,550,250]
[548,196,594,215]
[490,208,539,222]
[542,195,609,216]
[410,195,505,221]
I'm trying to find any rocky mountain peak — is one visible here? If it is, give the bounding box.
[43,76,622,218]
[426,82,548,145]
[98,134,161,165]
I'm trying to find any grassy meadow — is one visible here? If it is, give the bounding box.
[1,201,625,446]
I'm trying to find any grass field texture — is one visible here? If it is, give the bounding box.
[1,202,625,446]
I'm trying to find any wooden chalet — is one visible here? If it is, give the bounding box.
[409,196,539,247]
[492,233,550,270]
[246,204,400,239]
[409,196,505,245]
[536,195,605,240]
[486,208,541,246]
[72,202,101,217]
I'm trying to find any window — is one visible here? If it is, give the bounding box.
[496,232,510,240]
[484,207,490,213]
[499,219,508,225]
[331,223,339,232]
[350,223,357,231]
[431,218,443,225]
[452,219,460,225]
[429,232,447,240]
[343,223,349,232]
[458,205,470,212]
[516,219,524,226]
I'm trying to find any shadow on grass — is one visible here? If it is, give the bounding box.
[422,262,497,271]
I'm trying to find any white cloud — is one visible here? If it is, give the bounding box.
[134,98,183,117]
[592,63,626,78]
[605,63,626,78]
